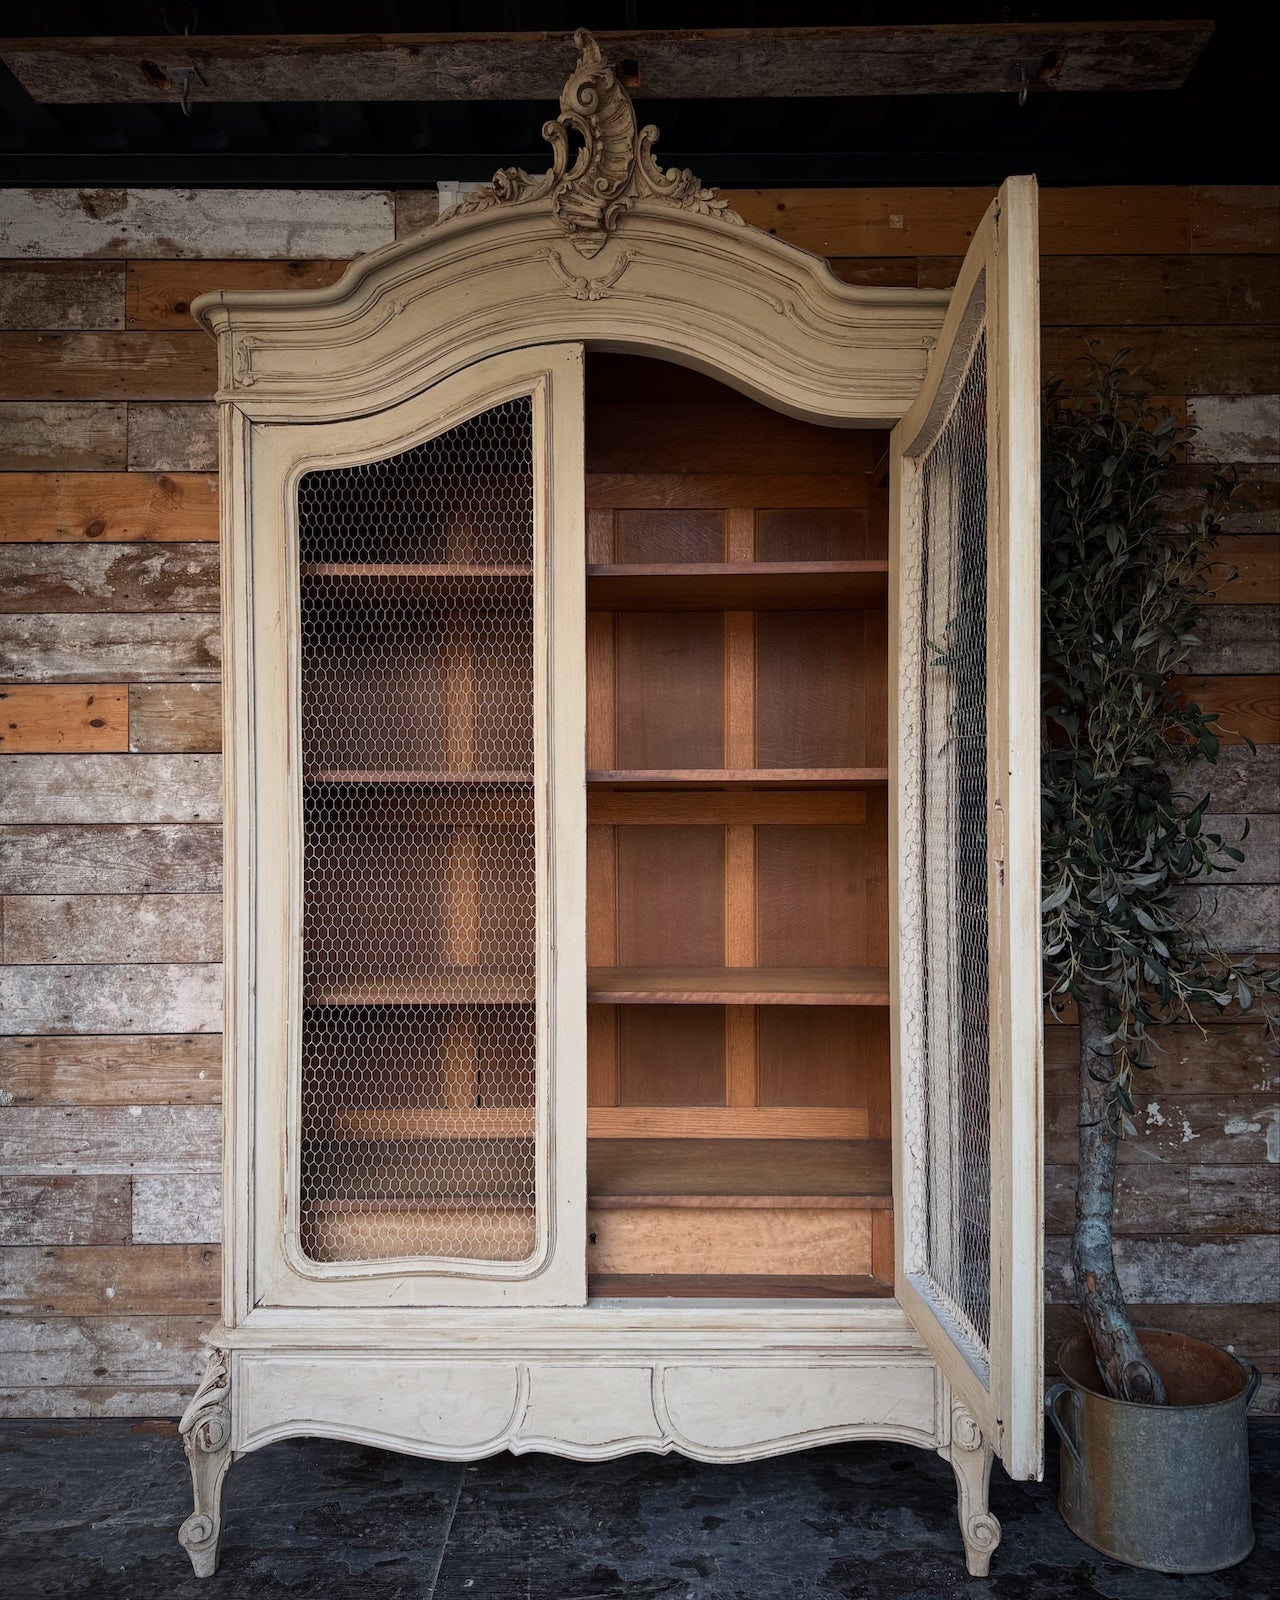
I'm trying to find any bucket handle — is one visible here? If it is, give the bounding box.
[1234,1355,1262,1410]
[1044,1381,1081,1466]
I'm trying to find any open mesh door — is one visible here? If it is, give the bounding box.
[890,177,1043,1478]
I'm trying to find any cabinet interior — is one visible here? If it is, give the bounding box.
[585,355,892,1298]
[297,353,894,1298]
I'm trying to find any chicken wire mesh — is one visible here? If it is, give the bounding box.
[296,396,540,1265]
[916,328,993,1360]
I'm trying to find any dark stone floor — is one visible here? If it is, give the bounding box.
[0,1419,1275,1600]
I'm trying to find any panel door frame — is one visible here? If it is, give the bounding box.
[888,176,1043,1479]
[225,343,587,1313]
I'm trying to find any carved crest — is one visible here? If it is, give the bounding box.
[445,28,743,257]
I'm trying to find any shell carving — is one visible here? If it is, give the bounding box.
[445,29,742,257]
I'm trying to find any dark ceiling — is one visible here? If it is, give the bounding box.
[2,4,1277,189]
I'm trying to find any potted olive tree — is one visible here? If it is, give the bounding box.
[1040,353,1278,1573]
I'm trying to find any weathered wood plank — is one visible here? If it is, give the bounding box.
[126,258,347,328]
[1046,1092,1280,1167]
[1191,187,1280,255]
[0,1033,222,1105]
[1044,1023,1277,1096]
[0,825,221,894]
[131,1173,221,1244]
[0,1243,220,1315]
[0,472,218,543]
[2,894,222,964]
[1189,396,1280,464]
[919,253,1280,325]
[1188,606,1280,674]
[0,1385,193,1417]
[0,614,221,684]
[1044,1234,1277,1304]
[0,25,1212,104]
[0,332,215,401]
[394,190,441,239]
[1167,743,1279,812]
[825,258,921,289]
[0,402,126,471]
[1200,537,1279,606]
[0,964,222,1035]
[1171,675,1279,744]
[0,1314,208,1387]
[1191,1166,1280,1234]
[0,189,394,260]
[0,1106,220,1174]
[0,1176,130,1244]
[1041,327,1279,397]
[1199,815,1280,884]
[0,685,128,753]
[0,754,221,824]
[0,543,219,613]
[732,186,1200,257]
[129,683,221,753]
[1044,1162,1188,1237]
[125,403,217,472]
[0,262,124,330]
[1160,470,1279,537]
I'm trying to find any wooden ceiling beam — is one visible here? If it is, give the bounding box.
[0,23,1213,106]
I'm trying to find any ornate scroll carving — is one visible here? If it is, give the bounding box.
[940,1398,1002,1577]
[445,29,743,257]
[178,1348,235,1578]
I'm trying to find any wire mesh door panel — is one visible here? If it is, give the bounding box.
[296,396,541,1268]
[916,323,993,1371]
[895,272,996,1388]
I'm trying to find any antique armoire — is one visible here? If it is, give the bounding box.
[179,31,1043,1577]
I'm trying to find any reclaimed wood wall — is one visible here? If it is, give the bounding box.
[0,184,1276,1417]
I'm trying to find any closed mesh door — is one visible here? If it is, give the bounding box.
[295,397,540,1265]
[899,290,993,1377]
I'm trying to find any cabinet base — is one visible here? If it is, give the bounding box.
[179,1308,998,1578]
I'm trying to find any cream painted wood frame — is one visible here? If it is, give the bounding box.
[889,176,1044,1481]
[185,41,1043,1572]
[233,345,587,1309]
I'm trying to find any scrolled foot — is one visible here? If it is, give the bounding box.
[942,1399,1002,1577]
[178,1348,234,1578]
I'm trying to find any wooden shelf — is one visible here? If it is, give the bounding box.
[326,1108,535,1139]
[306,771,533,785]
[589,788,867,825]
[587,768,888,789]
[319,1109,876,1141]
[588,1107,871,1140]
[588,1138,891,1207]
[587,967,891,1006]
[586,562,887,611]
[301,563,532,579]
[589,1274,893,1299]
[305,970,534,1006]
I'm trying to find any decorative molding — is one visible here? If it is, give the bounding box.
[232,1350,942,1464]
[546,245,635,300]
[178,1347,235,1578]
[444,29,743,257]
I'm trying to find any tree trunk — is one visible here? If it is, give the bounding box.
[1071,992,1167,1404]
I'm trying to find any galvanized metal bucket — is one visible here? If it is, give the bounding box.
[1047,1328,1260,1573]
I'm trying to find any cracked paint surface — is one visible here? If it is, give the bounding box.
[0,1419,1275,1598]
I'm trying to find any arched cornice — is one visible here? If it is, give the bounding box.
[193,30,950,427]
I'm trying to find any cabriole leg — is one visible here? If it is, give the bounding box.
[941,1400,1002,1577]
[177,1348,235,1578]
